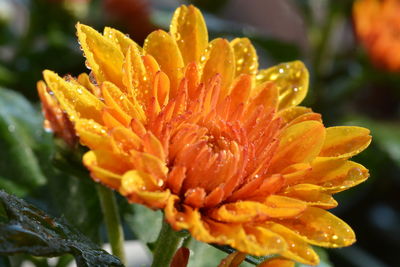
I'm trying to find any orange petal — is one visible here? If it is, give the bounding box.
[265,223,319,265]
[144,30,184,97]
[218,252,246,267]
[256,61,308,110]
[229,74,252,108]
[171,247,190,267]
[278,207,356,248]
[248,82,279,112]
[282,184,338,208]
[170,5,208,65]
[76,23,124,87]
[153,71,170,108]
[43,70,104,123]
[230,38,258,77]
[302,158,369,193]
[269,121,326,172]
[201,38,235,101]
[184,187,206,208]
[319,126,371,158]
[103,26,141,55]
[258,258,295,267]
[143,132,166,161]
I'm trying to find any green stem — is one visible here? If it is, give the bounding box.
[151,219,185,267]
[96,185,126,264]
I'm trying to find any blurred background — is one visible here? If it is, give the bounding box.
[0,0,399,266]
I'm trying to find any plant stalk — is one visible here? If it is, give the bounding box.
[151,219,185,267]
[96,185,126,265]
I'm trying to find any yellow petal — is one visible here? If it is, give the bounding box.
[83,150,130,189]
[302,158,369,193]
[265,223,319,265]
[130,150,168,182]
[170,5,208,65]
[231,38,258,77]
[75,119,111,150]
[110,127,143,153]
[201,38,235,100]
[258,258,295,267]
[102,81,146,124]
[43,70,104,123]
[270,121,326,172]
[77,73,101,97]
[319,126,371,158]
[76,23,124,87]
[282,184,338,208]
[144,30,184,97]
[103,26,141,55]
[264,195,307,217]
[120,170,170,209]
[278,106,314,124]
[122,45,157,116]
[279,207,356,248]
[210,196,305,223]
[256,61,308,109]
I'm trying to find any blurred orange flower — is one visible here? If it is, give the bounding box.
[353,0,400,71]
[39,5,371,265]
[103,0,154,43]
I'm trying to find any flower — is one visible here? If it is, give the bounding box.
[39,5,371,265]
[37,80,77,147]
[103,0,154,43]
[353,0,400,71]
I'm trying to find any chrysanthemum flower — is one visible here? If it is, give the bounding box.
[39,5,371,265]
[353,0,400,71]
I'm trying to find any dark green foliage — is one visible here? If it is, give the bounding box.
[0,190,123,267]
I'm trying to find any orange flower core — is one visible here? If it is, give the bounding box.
[38,5,371,265]
[354,0,400,71]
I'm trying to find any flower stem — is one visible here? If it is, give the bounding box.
[151,219,186,267]
[96,185,126,264]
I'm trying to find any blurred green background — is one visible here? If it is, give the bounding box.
[0,0,399,266]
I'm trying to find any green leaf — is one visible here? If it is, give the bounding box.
[125,203,163,244]
[0,190,123,267]
[0,87,51,196]
[42,146,103,244]
[187,241,229,267]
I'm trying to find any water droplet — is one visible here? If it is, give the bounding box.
[77,88,83,94]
